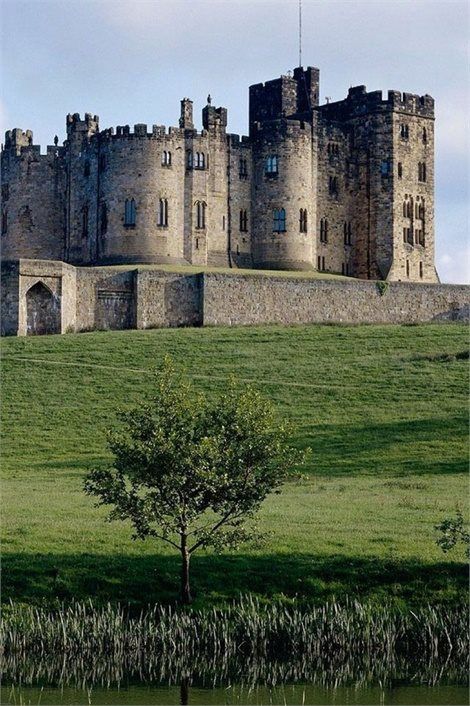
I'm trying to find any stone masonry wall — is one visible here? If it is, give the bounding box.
[203,273,469,326]
[2,261,468,336]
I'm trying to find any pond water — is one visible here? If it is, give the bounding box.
[4,682,468,705]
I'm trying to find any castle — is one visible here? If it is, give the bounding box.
[4,64,467,338]
[1,65,438,282]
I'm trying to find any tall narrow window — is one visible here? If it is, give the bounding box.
[196,201,206,229]
[1,209,7,236]
[406,260,410,277]
[419,261,424,278]
[239,158,248,178]
[422,127,427,144]
[82,204,89,239]
[418,162,427,182]
[239,209,248,232]
[320,218,328,243]
[158,198,168,227]
[299,208,307,233]
[400,124,409,139]
[347,222,352,245]
[265,155,278,175]
[194,152,205,169]
[100,202,107,235]
[397,162,403,178]
[162,151,172,166]
[328,176,338,195]
[84,160,90,177]
[187,150,193,168]
[273,208,286,232]
[124,198,136,226]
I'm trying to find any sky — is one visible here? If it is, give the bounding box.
[1,0,468,283]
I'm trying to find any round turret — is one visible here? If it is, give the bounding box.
[251,120,315,270]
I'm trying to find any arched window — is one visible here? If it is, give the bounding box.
[265,155,278,175]
[328,176,338,195]
[239,209,248,232]
[273,208,286,232]
[299,208,307,233]
[124,198,136,226]
[1,209,7,236]
[162,151,172,167]
[193,152,205,169]
[158,198,168,227]
[400,124,409,139]
[100,202,107,235]
[320,218,328,243]
[82,204,89,238]
[196,201,206,229]
[403,197,412,219]
[84,160,90,177]
[418,162,427,182]
[187,150,193,168]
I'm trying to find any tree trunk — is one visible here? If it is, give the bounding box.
[181,535,192,604]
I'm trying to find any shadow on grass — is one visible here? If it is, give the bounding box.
[3,552,467,609]
[300,415,468,476]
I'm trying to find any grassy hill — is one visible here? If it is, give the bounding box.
[1,323,468,608]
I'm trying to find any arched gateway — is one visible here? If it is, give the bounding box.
[26,281,60,335]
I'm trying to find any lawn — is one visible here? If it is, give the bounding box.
[1,323,468,608]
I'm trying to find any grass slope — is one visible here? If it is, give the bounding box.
[1,323,468,607]
[96,262,350,279]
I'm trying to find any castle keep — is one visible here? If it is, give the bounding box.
[4,65,467,337]
[2,66,438,282]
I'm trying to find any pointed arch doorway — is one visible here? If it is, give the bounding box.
[26,281,61,335]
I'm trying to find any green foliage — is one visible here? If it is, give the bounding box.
[376,281,389,297]
[84,358,304,600]
[435,511,470,557]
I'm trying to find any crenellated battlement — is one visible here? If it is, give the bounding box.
[96,123,212,142]
[318,85,434,121]
[2,129,65,159]
[1,62,437,287]
[4,128,33,152]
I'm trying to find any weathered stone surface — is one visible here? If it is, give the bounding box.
[1,66,438,284]
[2,261,468,337]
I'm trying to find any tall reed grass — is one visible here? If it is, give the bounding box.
[2,597,468,689]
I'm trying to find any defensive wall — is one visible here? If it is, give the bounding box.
[1,259,468,336]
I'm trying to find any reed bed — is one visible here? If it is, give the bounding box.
[2,597,468,689]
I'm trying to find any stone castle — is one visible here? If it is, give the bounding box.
[4,64,468,338]
[2,65,437,282]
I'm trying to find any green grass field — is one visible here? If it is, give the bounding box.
[1,323,468,608]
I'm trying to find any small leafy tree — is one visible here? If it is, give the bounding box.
[435,511,470,558]
[84,359,305,603]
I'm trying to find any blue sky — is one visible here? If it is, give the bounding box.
[1,0,468,283]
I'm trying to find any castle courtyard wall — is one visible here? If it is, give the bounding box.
[2,260,468,336]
